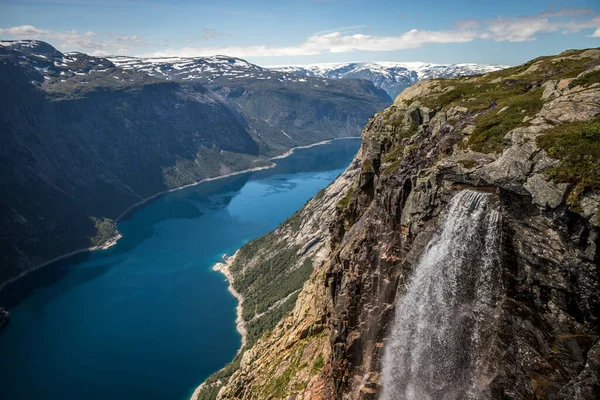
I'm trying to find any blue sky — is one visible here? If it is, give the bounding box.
[1,0,599,65]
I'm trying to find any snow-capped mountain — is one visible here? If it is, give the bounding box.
[109,55,313,85]
[270,62,509,99]
[0,40,379,93]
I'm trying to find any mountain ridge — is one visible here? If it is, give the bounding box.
[0,39,389,287]
[271,61,509,99]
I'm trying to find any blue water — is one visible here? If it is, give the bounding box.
[0,139,360,400]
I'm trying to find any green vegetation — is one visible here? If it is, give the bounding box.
[195,353,243,400]
[401,50,599,154]
[314,188,326,200]
[246,292,299,345]
[362,158,374,172]
[162,148,270,190]
[287,209,303,233]
[383,146,404,163]
[337,186,355,209]
[89,217,116,247]
[312,353,325,373]
[531,55,598,80]
[457,159,477,169]
[537,116,600,205]
[234,242,302,320]
[468,89,544,153]
[262,342,308,398]
[229,215,317,345]
[415,79,545,153]
[570,70,600,87]
[383,159,402,175]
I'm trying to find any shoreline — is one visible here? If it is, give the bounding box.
[269,136,359,160]
[0,136,360,295]
[188,250,249,400]
[211,252,246,349]
[0,164,273,294]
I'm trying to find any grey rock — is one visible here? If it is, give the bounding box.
[579,192,600,226]
[524,174,570,208]
[535,89,600,125]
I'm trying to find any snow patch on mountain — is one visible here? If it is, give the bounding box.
[269,61,509,99]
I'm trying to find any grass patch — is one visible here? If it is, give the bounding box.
[337,186,355,209]
[314,188,326,200]
[531,56,595,80]
[383,159,402,175]
[537,116,600,205]
[262,343,308,398]
[286,209,303,233]
[467,88,544,153]
[195,353,243,400]
[570,69,600,87]
[383,146,403,163]
[312,353,325,373]
[457,159,477,169]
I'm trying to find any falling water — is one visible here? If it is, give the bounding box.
[380,190,503,400]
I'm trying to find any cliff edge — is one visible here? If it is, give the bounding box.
[197,48,600,399]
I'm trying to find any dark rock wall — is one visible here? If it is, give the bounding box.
[324,91,599,399]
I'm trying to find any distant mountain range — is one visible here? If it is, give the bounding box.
[0,39,507,286]
[0,40,390,285]
[106,55,507,101]
[270,62,509,99]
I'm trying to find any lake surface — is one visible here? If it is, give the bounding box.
[0,139,360,400]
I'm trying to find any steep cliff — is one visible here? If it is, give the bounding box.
[194,156,360,400]
[0,40,389,287]
[206,48,600,399]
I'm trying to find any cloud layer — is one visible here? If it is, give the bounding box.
[1,8,599,58]
[0,25,144,55]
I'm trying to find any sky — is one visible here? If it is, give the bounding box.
[0,0,599,66]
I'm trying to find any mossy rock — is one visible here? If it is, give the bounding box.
[537,116,600,205]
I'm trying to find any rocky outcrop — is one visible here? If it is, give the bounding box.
[207,48,600,399]
[323,48,600,399]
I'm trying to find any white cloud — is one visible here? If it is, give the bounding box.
[0,25,146,55]
[138,8,600,58]
[1,8,599,58]
[109,33,145,43]
[484,8,599,42]
[139,29,479,58]
[200,28,229,40]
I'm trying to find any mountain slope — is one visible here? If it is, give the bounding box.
[0,40,389,286]
[271,61,508,99]
[109,55,392,156]
[197,48,600,399]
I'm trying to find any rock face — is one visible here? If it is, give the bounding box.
[206,48,600,399]
[0,40,390,287]
[194,157,360,400]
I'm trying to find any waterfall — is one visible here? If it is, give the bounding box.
[380,190,503,400]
